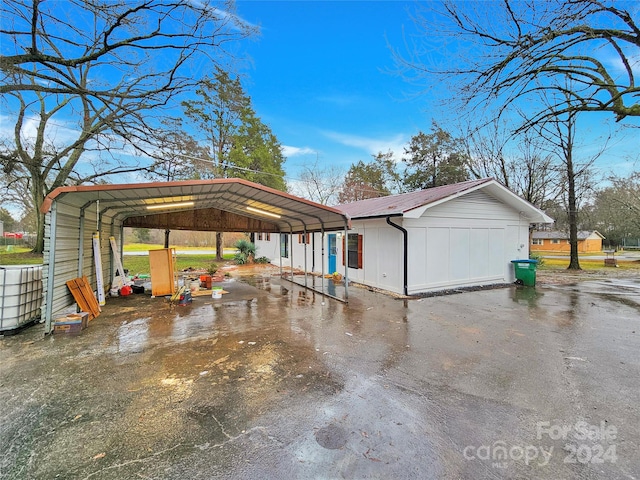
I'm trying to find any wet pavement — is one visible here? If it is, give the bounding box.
[1,274,639,479]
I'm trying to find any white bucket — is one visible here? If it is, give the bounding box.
[190,280,200,292]
[212,290,222,299]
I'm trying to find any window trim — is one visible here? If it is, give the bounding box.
[298,233,311,244]
[342,233,363,269]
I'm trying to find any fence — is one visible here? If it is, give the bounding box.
[0,234,36,249]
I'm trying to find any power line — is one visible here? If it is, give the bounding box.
[171,152,392,196]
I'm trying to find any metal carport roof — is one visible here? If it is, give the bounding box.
[41,178,351,233]
[40,179,351,333]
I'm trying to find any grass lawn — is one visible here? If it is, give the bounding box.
[123,253,235,275]
[0,246,43,265]
[540,257,640,271]
[0,245,235,270]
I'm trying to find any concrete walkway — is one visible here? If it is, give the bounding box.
[1,274,639,479]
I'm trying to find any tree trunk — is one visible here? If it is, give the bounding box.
[34,209,45,254]
[566,153,581,270]
[32,179,46,254]
[216,232,224,261]
[164,229,170,248]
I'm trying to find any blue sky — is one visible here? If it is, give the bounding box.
[235,1,430,176]
[232,1,639,182]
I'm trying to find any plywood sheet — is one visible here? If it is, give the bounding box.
[149,248,176,296]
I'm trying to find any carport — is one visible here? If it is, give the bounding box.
[40,178,351,333]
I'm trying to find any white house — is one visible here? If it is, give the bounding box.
[255,178,553,295]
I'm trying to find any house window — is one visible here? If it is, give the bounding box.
[343,233,363,269]
[532,238,543,245]
[257,233,263,241]
[298,233,311,244]
[265,233,271,241]
[280,234,289,258]
[551,239,561,244]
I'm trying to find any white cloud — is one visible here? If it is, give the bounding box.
[281,145,316,157]
[210,6,257,31]
[321,130,408,160]
[604,52,640,77]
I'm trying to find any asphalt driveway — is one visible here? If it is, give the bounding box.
[1,273,638,479]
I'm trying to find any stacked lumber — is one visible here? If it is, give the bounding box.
[65,276,101,320]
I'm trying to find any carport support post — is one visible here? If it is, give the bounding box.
[109,222,116,282]
[303,227,308,288]
[120,225,124,270]
[279,232,283,278]
[44,202,58,334]
[343,222,349,300]
[77,208,85,278]
[321,227,325,302]
[289,228,293,280]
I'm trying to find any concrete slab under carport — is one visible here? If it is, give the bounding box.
[1,274,639,479]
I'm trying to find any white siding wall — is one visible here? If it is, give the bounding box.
[347,220,403,294]
[254,235,280,264]
[255,232,346,276]
[404,190,528,294]
[254,190,531,296]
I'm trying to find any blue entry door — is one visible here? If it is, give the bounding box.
[328,234,337,274]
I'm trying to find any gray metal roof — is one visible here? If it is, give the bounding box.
[337,178,490,218]
[42,178,350,233]
[532,230,605,240]
[337,178,553,223]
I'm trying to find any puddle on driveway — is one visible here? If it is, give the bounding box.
[2,274,640,479]
[315,423,348,449]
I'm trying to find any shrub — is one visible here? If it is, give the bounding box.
[254,256,270,264]
[234,239,256,265]
[207,262,218,275]
[234,252,248,264]
[529,252,545,267]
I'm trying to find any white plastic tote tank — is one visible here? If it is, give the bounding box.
[0,265,43,333]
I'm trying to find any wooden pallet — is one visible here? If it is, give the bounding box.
[65,276,101,320]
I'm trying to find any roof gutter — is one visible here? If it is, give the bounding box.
[386,216,408,296]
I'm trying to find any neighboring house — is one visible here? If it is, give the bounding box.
[531,230,605,253]
[255,178,552,295]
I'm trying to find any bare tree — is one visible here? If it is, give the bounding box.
[399,0,640,125]
[0,0,255,252]
[463,119,560,208]
[292,159,345,206]
[146,120,212,183]
[463,119,513,188]
[534,90,608,269]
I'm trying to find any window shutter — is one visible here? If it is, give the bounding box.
[342,236,345,266]
[357,234,363,269]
